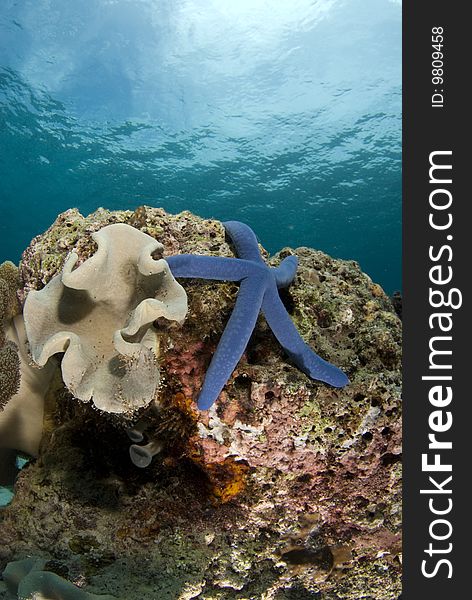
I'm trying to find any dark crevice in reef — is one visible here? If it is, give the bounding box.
[391,290,402,319]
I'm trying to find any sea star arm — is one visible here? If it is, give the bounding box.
[223,221,264,263]
[165,255,256,281]
[261,279,349,387]
[197,274,268,410]
[272,255,298,288]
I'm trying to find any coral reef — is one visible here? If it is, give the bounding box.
[24,224,187,414]
[0,262,20,325]
[0,207,402,599]
[0,262,21,410]
[0,344,20,414]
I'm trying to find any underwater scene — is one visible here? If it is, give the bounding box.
[0,1,402,599]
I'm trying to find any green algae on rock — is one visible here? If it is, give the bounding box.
[1,207,402,600]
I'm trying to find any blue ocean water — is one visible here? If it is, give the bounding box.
[0,0,401,293]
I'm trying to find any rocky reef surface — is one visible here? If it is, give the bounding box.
[0,207,402,599]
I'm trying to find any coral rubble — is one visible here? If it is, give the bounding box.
[0,207,402,599]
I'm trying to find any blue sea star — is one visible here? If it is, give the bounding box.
[166,221,349,410]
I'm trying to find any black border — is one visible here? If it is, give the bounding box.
[403,3,467,597]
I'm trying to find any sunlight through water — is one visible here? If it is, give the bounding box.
[0,0,401,292]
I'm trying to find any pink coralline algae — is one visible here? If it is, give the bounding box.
[163,340,208,400]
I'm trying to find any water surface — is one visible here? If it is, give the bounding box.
[0,0,401,292]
